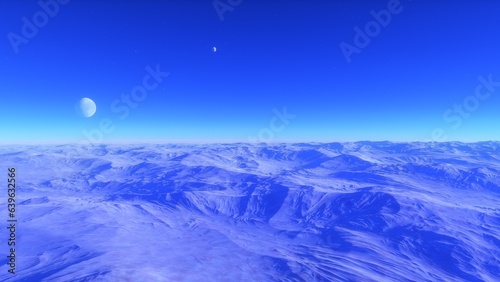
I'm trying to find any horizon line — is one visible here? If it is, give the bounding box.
[0,139,499,146]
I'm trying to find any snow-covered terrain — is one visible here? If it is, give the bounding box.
[0,142,499,281]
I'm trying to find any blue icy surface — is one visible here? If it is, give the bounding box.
[0,142,499,281]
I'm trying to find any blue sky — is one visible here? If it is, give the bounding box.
[1,0,500,143]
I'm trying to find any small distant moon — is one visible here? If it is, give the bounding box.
[79,98,97,118]
[213,46,217,53]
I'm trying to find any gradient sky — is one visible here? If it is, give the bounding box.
[1,0,500,143]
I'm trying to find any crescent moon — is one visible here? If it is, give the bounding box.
[79,98,97,118]
[213,46,217,53]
